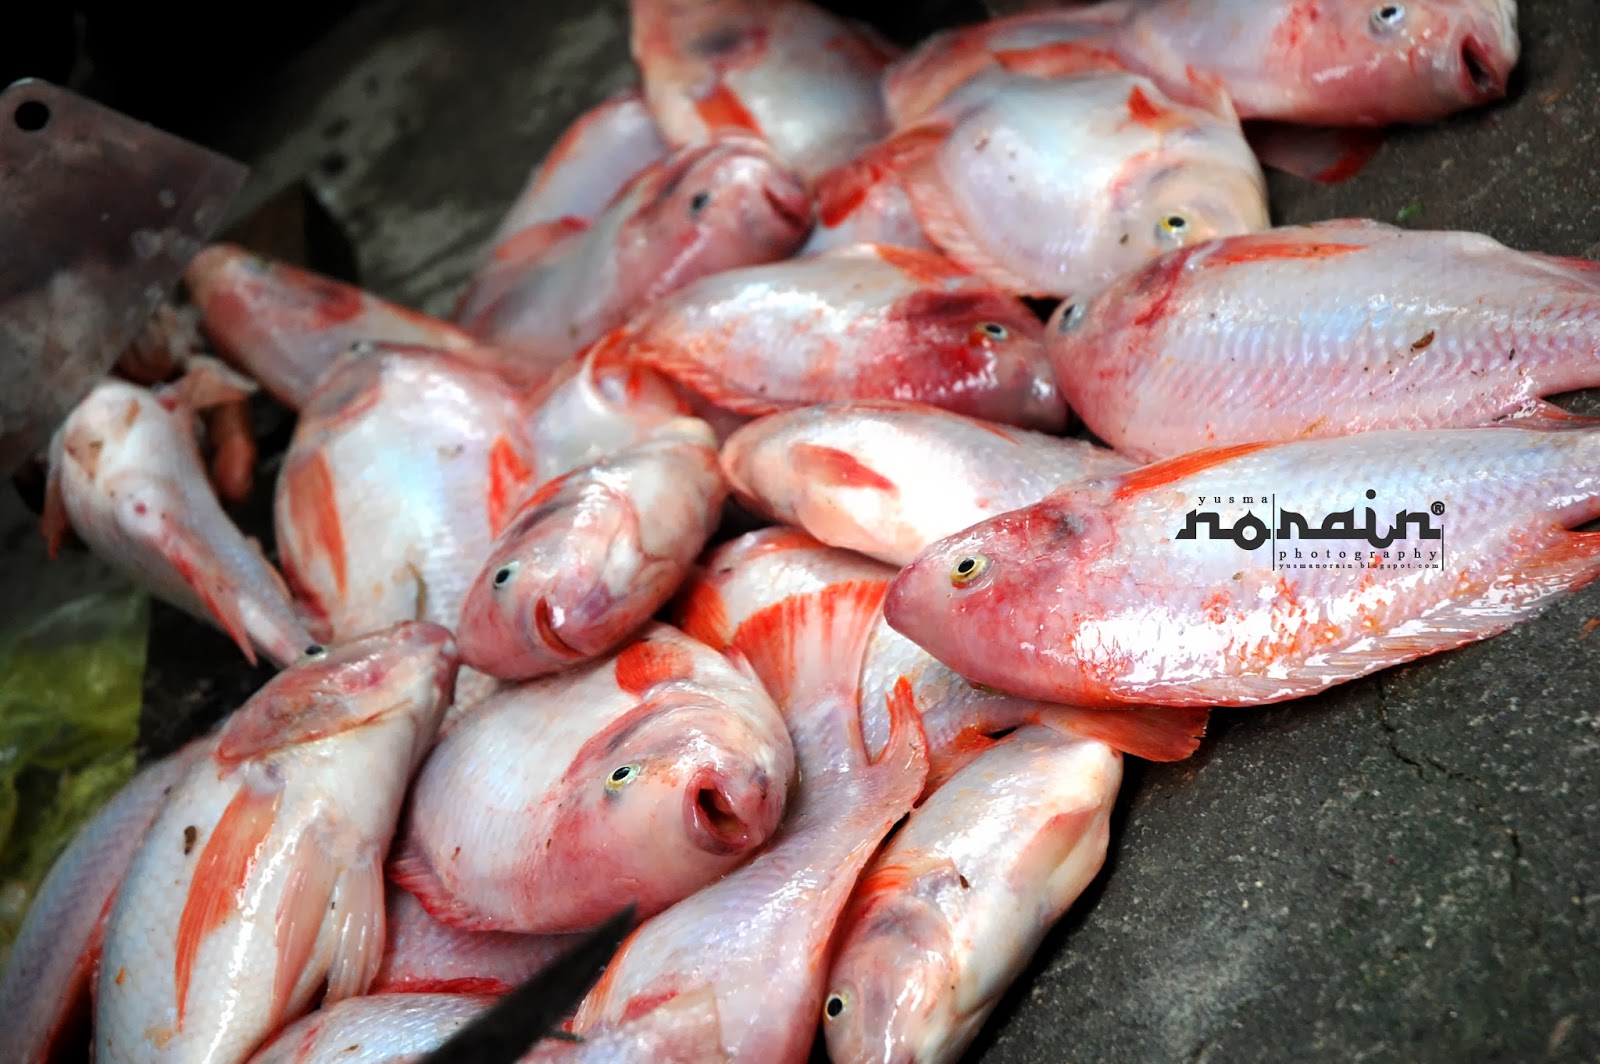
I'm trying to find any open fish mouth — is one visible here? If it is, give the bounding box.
[684,768,761,855]
[1458,35,1506,99]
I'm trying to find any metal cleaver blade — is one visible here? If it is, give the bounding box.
[0,78,249,479]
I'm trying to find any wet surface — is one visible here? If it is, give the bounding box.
[5,0,1597,1059]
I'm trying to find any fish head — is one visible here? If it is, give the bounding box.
[824,859,965,1064]
[456,476,639,680]
[891,277,1068,432]
[553,682,792,906]
[884,497,1114,696]
[1043,242,1193,374]
[1089,125,1268,298]
[1282,0,1519,122]
[628,135,814,278]
[216,621,459,765]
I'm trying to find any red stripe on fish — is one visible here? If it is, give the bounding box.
[1112,442,1274,501]
[487,436,535,536]
[693,81,764,135]
[174,781,282,1027]
[614,637,698,695]
[282,452,348,599]
[791,443,898,493]
[993,41,1127,80]
[875,244,973,286]
[1205,240,1366,267]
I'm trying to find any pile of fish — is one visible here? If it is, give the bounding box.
[16,0,1597,1061]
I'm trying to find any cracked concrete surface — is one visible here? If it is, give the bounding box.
[5,0,1595,1060]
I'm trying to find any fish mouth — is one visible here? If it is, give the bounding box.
[1458,35,1505,99]
[684,769,763,856]
[763,183,813,235]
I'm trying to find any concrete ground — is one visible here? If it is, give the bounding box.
[7,0,1597,1060]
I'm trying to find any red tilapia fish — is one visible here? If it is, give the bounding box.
[485,88,668,249]
[596,244,1068,431]
[393,624,793,934]
[678,529,1206,795]
[457,418,726,681]
[1049,220,1600,462]
[887,427,1600,708]
[454,134,811,365]
[570,580,929,1064]
[872,69,1269,299]
[629,0,896,181]
[44,378,314,667]
[371,885,579,996]
[1,740,210,1064]
[186,245,482,410]
[720,400,1134,566]
[95,624,459,1064]
[884,0,1519,129]
[275,342,536,646]
[825,726,1121,1064]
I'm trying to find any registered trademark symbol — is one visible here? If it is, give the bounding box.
[1431,501,1445,516]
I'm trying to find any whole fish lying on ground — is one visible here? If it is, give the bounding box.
[274,342,536,646]
[1047,220,1600,461]
[888,426,1600,707]
[629,0,895,181]
[720,400,1135,566]
[883,0,1521,135]
[371,886,580,996]
[95,623,459,1064]
[0,740,211,1064]
[393,624,794,933]
[677,529,1205,793]
[186,246,484,409]
[595,243,1067,430]
[570,580,928,1064]
[483,88,668,249]
[824,726,1121,1064]
[44,378,313,667]
[870,69,1269,298]
[454,135,811,366]
[457,418,726,681]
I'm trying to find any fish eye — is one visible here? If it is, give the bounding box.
[688,190,711,217]
[1057,303,1086,334]
[491,562,519,589]
[977,322,1008,340]
[1371,3,1405,31]
[1157,213,1190,242]
[950,554,989,587]
[302,643,328,659]
[606,764,641,791]
[824,992,848,1021]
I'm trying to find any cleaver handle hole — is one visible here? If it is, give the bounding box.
[13,99,50,132]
